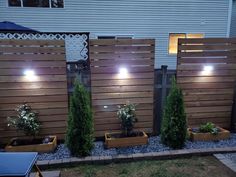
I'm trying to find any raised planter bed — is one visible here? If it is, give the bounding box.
[105,131,148,148]
[5,135,57,153]
[188,127,230,141]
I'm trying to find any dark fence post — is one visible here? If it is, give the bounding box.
[154,65,168,135]
[231,84,236,132]
[161,65,168,112]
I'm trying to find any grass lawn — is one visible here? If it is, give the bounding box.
[59,156,235,177]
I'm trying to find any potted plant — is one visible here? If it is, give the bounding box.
[5,103,57,153]
[105,103,148,148]
[188,122,230,141]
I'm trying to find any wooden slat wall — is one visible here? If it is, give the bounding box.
[90,39,155,137]
[0,39,68,142]
[177,38,236,129]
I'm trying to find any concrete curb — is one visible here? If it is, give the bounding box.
[37,147,236,169]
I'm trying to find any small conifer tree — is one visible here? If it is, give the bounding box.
[161,77,187,149]
[66,80,94,156]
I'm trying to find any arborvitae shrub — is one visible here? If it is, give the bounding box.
[66,80,94,156]
[161,77,187,149]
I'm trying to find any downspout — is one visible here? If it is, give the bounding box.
[227,0,233,37]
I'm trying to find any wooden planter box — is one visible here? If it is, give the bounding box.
[5,135,57,153]
[188,128,230,141]
[105,131,148,148]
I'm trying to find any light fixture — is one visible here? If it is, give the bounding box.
[201,65,214,76]
[23,69,37,81]
[203,65,213,72]
[118,67,129,79]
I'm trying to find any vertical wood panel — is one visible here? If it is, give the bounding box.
[177,38,236,129]
[90,39,155,137]
[0,39,68,142]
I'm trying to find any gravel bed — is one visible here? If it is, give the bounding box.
[37,133,236,161]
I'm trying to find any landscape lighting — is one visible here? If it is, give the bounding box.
[118,67,129,79]
[23,69,37,81]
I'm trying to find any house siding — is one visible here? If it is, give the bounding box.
[0,0,230,69]
[230,0,236,37]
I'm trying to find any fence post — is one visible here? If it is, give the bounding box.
[231,84,236,132]
[161,65,168,112]
[154,65,168,135]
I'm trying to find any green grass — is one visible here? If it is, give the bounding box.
[60,156,235,177]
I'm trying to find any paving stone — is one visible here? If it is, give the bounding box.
[214,153,236,173]
[214,154,226,160]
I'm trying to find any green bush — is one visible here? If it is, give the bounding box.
[7,103,40,137]
[161,77,187,149]
[199,122,219,135]
[66,80,94,156]
[117,103,137,137]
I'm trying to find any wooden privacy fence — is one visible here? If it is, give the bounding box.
[90,39,155,137]
[0,39,68,142]
[177,38,236,129]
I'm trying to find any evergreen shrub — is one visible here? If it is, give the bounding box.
[66,80,94,156]
[161,77,187,149]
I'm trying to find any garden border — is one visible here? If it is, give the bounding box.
[37,147,236,169]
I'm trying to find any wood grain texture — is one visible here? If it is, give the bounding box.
[90,39,155,136]
[177,38,236,129]
[0,40,68,140]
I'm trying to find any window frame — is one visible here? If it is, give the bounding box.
[96,34,134,39]
[7,0,64,8]
[168,33,204,55]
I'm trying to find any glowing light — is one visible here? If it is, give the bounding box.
[23,69,37,81]
[203,65,213,72]
[201,65,214,76]
[118,67,129,79]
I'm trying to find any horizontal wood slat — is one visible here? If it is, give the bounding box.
[0,39,68,140]
[177,38,236,129]
[0,54,65,61]
[90,39,155,45]
[90,39,155,136]
[90,53,154,60]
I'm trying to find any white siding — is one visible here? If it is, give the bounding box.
[230,0,236,37]
[0,0,230,69]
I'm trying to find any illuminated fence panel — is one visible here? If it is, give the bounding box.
[90,39,155,137]
[0,39,68,141]
[177,38,236,129]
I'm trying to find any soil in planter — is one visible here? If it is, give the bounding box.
[10,137,54,146]
[190,127,223,134]
[107,131,145,139]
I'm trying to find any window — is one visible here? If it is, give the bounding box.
[97,36,116,39]
[168,33,204,54]
[97,35,133,39]
[8,0,64,8]
[8,0,21,6]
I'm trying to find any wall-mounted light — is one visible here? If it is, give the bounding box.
[201,65,214,76]
[203,65,213,72]
[118,67,129,79]
[23,69,37,81]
